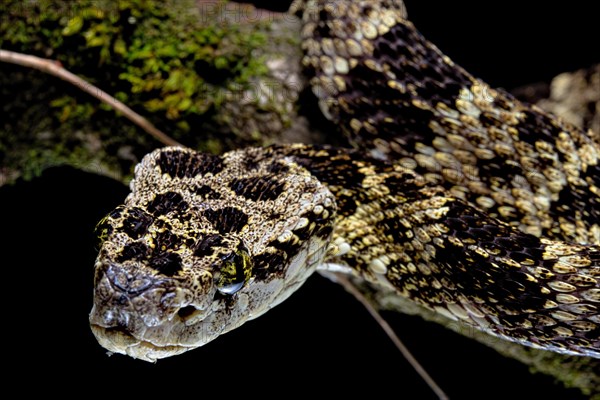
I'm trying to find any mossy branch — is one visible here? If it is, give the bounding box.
[0,49,183,148]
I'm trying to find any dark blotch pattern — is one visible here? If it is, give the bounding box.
[515,110,562,147]
[308,15,472,155]
[267,161,290,174]
[253,251,286,280]
[118,242,149,262]
[109,207,124,219]
[315,224,333,239]
[121,207,153,239]
[158,149,223,179]
[154,230,183,252]
[551,163,600,241]
[147,191,187,216]
[383,173,428,198]
[194,234,224,257]
[149,252,182,276]
[285,146,372,215]
[229,176,286,202]
[203,207,249,234]
[435,200,546,309]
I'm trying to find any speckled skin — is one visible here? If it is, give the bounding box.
[292,0,600,244]
[90,0,600,361]
[90,146,336,361]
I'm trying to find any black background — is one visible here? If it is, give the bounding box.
[1,1,598,398]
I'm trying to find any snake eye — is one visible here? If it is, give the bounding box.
[94,206,125,249]
[94,215,113,250]
[216,248,252,295]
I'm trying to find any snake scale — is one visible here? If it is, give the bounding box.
[89,0,600,362]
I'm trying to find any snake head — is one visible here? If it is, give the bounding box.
[90,147,336,361]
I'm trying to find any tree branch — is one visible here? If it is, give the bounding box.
[0,49,183,148]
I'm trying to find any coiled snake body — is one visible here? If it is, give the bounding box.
[90,0,600,362]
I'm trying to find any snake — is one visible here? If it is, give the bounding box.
[89,0,600,362]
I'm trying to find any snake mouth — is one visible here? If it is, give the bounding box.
[90,323,190,362]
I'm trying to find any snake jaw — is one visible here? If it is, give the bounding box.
[90,226,331,361]
[89,260,214,359]
[89,323,192,362]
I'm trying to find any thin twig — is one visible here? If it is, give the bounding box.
[332,273,450,400]
[0,49,183,148]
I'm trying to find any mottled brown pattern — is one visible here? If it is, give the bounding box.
[90,0,599,361]
[295,0,599,244]
[90,146,337,361]
[290,0,600,356]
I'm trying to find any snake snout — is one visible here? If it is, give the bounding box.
[103,262,155,296]
[90,263,142,329]
[91,262,171,329]
[90,261,211,361]
[91,261,206,333]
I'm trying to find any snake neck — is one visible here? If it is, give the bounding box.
[295,0,600,245]
[267,143,600,358]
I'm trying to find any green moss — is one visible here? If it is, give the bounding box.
[0,0,279,184]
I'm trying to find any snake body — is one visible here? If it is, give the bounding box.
[90,0,600,362]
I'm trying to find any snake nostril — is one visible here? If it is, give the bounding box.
[177,305,203,323]
[104,263,155,295]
